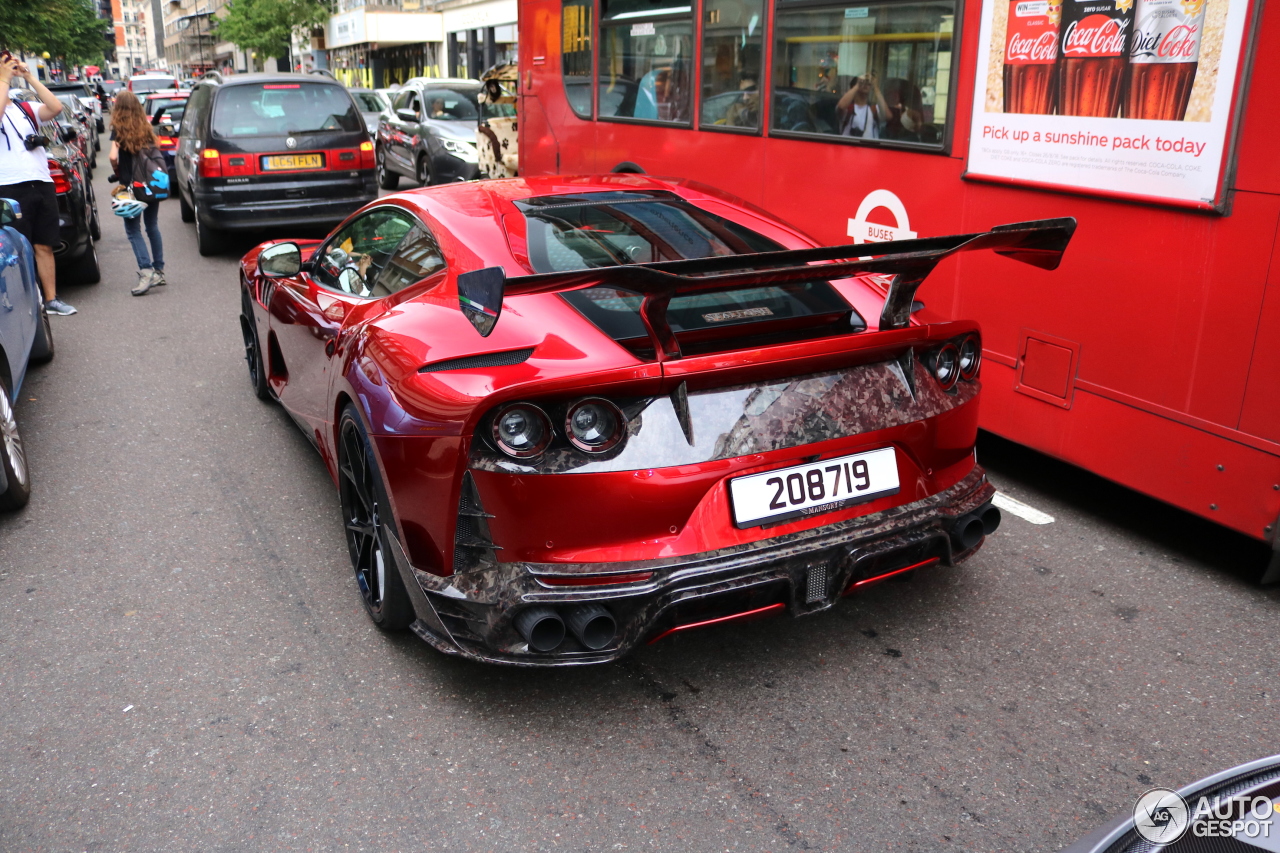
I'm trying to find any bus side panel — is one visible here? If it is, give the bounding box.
[1230,0,1280,195]
[981,361,1280,541]
[519,0,575,175]
[1239,221,1280,445]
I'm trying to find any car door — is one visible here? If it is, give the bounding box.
[0,226,36,393]
[387,89,423,174]
[268,208,418,434]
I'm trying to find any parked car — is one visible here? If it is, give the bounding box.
[376,79,482,189]
[53,94,98,163]
[347,87,390,137]
[47,81,103,132]
[0,199,57,510]
[174,71,378,256]
[236,175,1075,664]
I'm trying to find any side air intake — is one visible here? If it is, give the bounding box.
[420,348,534,374]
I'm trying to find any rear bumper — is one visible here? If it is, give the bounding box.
[196,193,377,231]
[392,466,997,666]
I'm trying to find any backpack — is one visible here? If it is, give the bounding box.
[130,145,170,201]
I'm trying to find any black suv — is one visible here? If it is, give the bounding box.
[174,72,378,255]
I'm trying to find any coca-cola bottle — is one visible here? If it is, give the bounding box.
[1003,0,1062,113]
[1124,0,1206,119]
[1058,0,1135,116]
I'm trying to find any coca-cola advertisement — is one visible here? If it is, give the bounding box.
[967,0,1248,207]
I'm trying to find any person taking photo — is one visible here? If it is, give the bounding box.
[108,91,166,296]
[0,52,77,316]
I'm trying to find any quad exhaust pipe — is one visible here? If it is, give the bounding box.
[950,502,1001,552]
[514,603,618,652]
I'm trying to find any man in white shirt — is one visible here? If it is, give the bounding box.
[0,52,76,316]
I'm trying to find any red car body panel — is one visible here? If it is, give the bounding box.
[239,174,1058,664]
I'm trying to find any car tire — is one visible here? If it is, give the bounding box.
[376,147,399,190]
[178,188,194,223]
[194,205,222,256]
[239,292,272,402]
[337,404,414,631]
[416,155,432,187]
[29,309,54,365]
[0,380,31,512]
[72,241,101,284]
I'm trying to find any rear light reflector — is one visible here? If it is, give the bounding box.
[535,571,654,587]
[198,148,221,178]
[842,557,939,595]
[47,160,71,194]
[646,602,785,645]
[157,136,175,150]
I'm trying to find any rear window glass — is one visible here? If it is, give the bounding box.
[147,97,187,116]
[519,191,853,341]
[421,87,480,120]
[351,92,386,112]
[131,77,177,94]
[211,83,361,138]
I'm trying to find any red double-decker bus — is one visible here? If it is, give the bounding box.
[515,0,1279,573]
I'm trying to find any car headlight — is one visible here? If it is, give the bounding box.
[565,398,625,453]
[491,403,553,459]
[441,138,478,163]
[958,335,981,381]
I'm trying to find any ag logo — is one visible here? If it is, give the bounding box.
[1134,788,1190,844]
[286,137,298,149]
[847,189,917,244]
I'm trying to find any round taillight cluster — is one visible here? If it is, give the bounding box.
[488,398,627,460]
[928,334,981,390]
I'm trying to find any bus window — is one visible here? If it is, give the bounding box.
[701,0,765,130]
[599,0,694,123]
[563,0,594,118]
[771,0,954,146]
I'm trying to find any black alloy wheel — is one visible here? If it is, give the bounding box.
[337,406,414,630]
[376,146,398,190]
[0,381,31,511]
[415,154,432,187]
[239,292,271,401]
[71,240,100,284]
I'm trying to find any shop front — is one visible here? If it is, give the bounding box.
[442,0,517,79]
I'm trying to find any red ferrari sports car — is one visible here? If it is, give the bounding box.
[238,175,1074,665]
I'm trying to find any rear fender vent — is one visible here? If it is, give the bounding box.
[452,471,500,574]
[420,348,534,374]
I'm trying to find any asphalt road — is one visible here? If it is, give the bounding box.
[1,155,1277,853]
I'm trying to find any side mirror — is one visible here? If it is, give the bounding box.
[457,266,506,336]
[0,198,21,226]
[396,108,419,122]
[159,123,176,137]
[259,242,302,278]
[60,125,79,142]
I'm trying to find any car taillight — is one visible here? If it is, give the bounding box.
[199,148,221,178]
[359,140,374,170]
[47,160,71,194]
[157,136,176,150]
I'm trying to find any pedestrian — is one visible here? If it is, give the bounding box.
[108,91,166,296]
[0,51,77,316]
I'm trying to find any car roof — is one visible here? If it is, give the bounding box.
[146,90,188,98]
[207,72,347,88]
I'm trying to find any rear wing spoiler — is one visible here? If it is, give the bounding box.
[457,217,1076,361]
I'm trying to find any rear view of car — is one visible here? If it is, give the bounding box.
[174,73,377,255]
[128,74,179,96]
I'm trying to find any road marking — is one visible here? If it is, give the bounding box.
[993,493,1055,525]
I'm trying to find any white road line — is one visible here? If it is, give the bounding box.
[993,493,1055,525]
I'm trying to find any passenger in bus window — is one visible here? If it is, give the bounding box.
[836,73,890,139]
[881,78,925,142]
[723,76,760,128]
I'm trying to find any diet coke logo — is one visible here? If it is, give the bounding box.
[1131,20,1201,61]
[1063,14,1129,56]
[1007,29,1059,61]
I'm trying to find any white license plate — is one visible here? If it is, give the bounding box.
[728,448,900,529]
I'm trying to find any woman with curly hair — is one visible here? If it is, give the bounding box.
[109,90,166,296]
